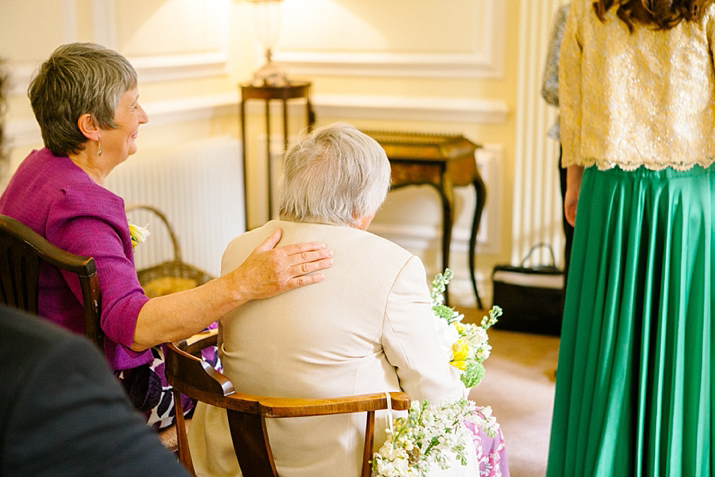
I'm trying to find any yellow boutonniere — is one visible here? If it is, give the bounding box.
[129,223,150,250]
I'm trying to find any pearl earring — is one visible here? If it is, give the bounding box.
[98,138,102,156]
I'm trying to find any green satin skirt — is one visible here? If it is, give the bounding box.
[546,165,714,477]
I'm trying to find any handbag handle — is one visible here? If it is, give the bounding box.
[520,242,557,268]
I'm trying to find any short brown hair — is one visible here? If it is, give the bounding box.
[28,43,137,157]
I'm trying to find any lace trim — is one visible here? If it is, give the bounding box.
[562,156,715,172]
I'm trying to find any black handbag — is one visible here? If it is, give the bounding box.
[491,243,565,336]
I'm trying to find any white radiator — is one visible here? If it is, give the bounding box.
[512,0,568,268]
[104,137,245,278]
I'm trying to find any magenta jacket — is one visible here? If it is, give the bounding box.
[0,148,151,371]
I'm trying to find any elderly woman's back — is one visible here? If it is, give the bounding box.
[190,220,472,476]
[188,123,477,477]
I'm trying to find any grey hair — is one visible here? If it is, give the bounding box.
[28,42,138,157]
[279,122,391,226]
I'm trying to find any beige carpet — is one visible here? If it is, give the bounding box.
[461,308,561,477]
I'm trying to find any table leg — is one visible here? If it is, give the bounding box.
[265,100,272,220]
[469,172,487,310]
[240,100,248,231]
[307,97,315,131]
[438,176,455,306]
[282,98,289,152]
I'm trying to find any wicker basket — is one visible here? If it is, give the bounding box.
[126,204,214,298]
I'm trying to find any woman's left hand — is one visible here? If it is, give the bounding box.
[132,227,333,350]
[229,227,334,301]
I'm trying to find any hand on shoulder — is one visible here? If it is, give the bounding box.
[229,227,334,301]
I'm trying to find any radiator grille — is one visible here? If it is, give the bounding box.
[104,137,245,278]
[512,0,568,268]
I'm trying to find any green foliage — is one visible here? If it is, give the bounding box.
[460,361,485,389]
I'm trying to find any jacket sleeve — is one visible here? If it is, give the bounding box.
[559,1,583,167]
[380,256,466,403]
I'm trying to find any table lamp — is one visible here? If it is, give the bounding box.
[249,0,288,86]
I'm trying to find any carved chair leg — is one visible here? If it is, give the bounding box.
[173,389,195,476]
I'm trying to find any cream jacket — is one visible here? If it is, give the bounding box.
[188,220,476,477]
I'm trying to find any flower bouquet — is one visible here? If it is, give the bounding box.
[372,399,500,477]
[372,269,502,477]
[430,269,502,390]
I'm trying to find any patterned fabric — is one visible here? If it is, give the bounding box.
[560,0,715,171]
[465,419,510,477]
[117,338,220,430]
[115,346,188,430]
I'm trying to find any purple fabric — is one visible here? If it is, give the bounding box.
[0,148,151,370]
[464,419,510,477]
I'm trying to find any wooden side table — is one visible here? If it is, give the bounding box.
[363,131,487,308]
[240,81,315,229]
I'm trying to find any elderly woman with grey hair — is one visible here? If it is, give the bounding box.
[0,42,333,428]
[188,122,491,477]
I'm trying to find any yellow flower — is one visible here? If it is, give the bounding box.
[455,323,466,334]
[450,339,469,370]
[451,360,467,371]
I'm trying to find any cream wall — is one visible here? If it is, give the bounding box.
[0,0,557,308]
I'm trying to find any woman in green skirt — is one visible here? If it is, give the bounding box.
[547,1,715,476]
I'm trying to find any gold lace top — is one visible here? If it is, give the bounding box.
[560,0,715,171]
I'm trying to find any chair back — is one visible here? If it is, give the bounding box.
[164,332,411,477]
[0,215,103,350]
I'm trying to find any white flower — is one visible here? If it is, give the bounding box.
[476,344,492,361]
[433,317,460,359]
[129,222,150,249]
[393,457,410,474]
[376,459,396,476]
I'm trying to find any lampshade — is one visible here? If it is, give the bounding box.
[249,0,288,86]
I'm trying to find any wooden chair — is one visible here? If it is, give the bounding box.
[0,215,103,350]
[165,331,411,477]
